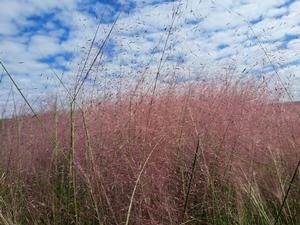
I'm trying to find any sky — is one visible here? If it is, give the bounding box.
[0,0,300,115]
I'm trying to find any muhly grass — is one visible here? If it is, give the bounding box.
[0,80,300,225]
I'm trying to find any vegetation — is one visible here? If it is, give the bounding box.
[0,78,300,225]
[0,4,299,224]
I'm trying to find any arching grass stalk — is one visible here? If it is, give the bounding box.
[0,62,51,134]
[125,136,165,225]
[72,12,120,102]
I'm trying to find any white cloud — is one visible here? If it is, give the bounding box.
[1,0,300,116]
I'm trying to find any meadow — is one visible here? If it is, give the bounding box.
[0,77,300,225]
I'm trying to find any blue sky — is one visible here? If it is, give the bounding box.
[0,0,300,115]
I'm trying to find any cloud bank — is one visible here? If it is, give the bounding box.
[0,0,300,115]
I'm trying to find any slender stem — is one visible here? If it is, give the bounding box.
[274,160,300,225]
[125,136,164,225]
[73,13,120,101]
[69,100,78,225]
[182,137,201,220]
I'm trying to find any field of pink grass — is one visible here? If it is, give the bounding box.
[0,80,300,225]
